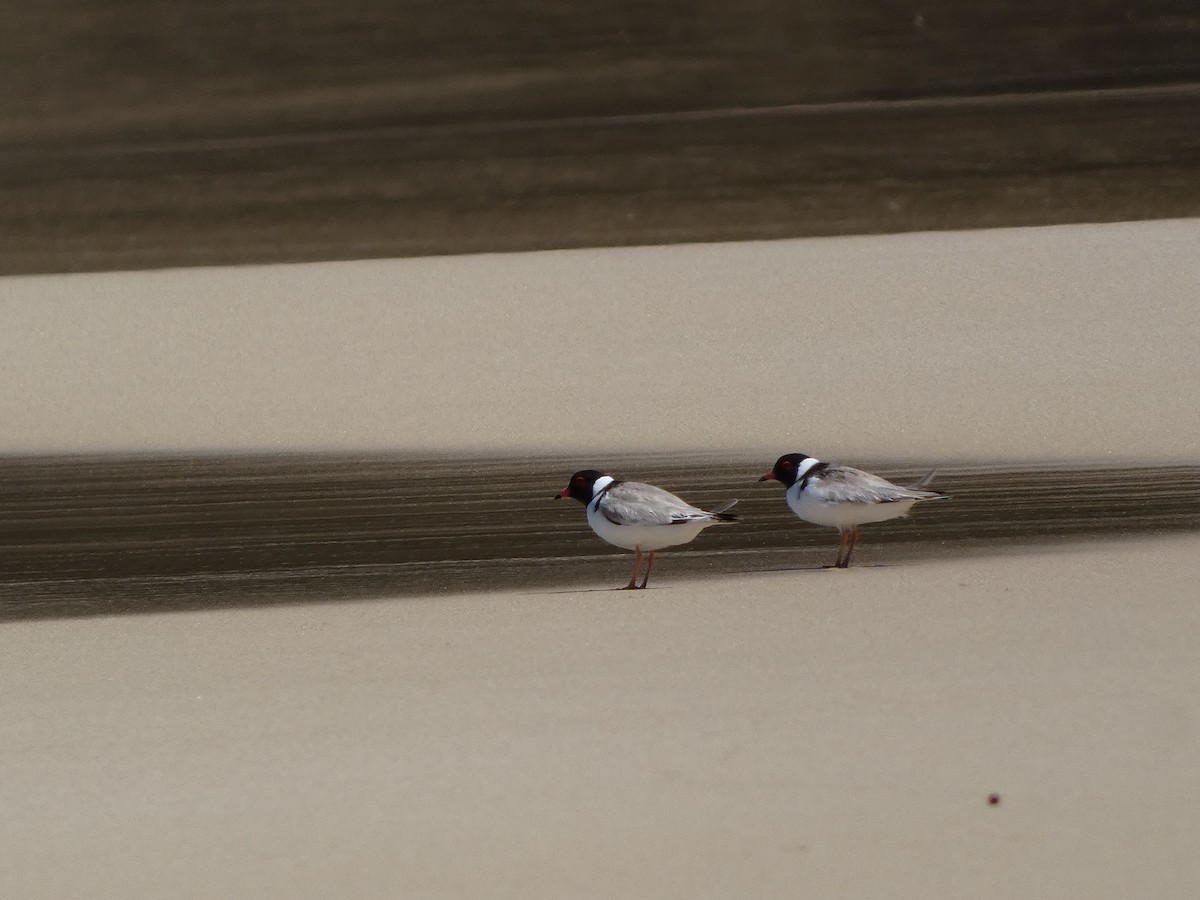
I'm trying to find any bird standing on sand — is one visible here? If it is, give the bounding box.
[555,470,738,589]
[758,453,947,568]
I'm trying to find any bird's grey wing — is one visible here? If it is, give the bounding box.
[810,466,943,505]
[599,482,713,526]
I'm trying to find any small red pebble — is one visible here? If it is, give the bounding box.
[988,793,1001,806]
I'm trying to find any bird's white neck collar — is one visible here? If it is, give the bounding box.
[794,457,823,481]
[591,475,616,496]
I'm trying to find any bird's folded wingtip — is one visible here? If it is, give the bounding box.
[908,468,938,490]
[707,498,739,522]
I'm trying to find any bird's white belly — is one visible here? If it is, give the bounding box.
[788,490,915,528]
[586,506,708,551]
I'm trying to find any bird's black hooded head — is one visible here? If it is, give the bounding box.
[758,453,812,488]
[554,470,607,503]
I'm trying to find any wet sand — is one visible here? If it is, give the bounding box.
[2,536,1197,898]
[1,454,1198,620]
[5,0,1200,275]
[6,84,1200,275]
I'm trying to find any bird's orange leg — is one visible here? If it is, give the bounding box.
[839,527,861,568]
[832,529,849,568]
[637,551,656,589]
[621,547,644,590]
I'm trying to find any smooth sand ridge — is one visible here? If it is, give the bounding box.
[1,217,1198,460]
[1,535,1197,898]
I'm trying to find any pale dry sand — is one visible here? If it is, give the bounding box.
[2,536,1197,898]
[1,218,1198,460]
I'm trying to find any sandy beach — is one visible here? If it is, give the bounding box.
[5,4,1199,891]
[2,535,1197,898]
[2,219,1199,897]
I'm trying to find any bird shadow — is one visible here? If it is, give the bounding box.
[534,561,900,595]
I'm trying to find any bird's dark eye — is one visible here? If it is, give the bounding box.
[782,460,793,469]
[574,476,584,484]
